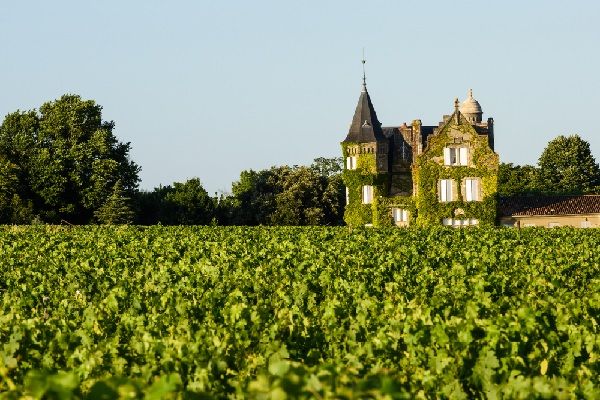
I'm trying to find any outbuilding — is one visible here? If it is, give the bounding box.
[499,195,600,228]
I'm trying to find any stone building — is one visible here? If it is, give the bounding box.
[341,76,499,227]
[499,195,600,228]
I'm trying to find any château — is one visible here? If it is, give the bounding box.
[341,73,499,227]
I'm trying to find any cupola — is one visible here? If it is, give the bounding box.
[459,89,483,123]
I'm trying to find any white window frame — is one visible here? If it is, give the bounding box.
[443,218,479,227]
[392,208,409,223]
[443,147,468,166]
[464,178,480,202]
[439,179,454,202]
[581,220,592,228]
[346,156,357,170]
[362,185,373,204]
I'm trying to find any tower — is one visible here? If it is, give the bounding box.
[459,89,483,123]
[341,60,390,227]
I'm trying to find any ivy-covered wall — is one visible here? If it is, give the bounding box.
[373,195,416,227]
[341,142,383,227]
[341,113,498,228]
[413,115,499,227]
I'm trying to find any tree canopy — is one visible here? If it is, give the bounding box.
[537,134,600,194]
[497,163,539,197]
[218,158,344,226]
[136,178,216,225]
[0,95,140,223]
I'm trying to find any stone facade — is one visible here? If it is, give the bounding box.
[498,195,600,228]
[341,81,499,227]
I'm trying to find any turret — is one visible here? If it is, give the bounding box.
[341,59,390,227]
[459,89,483,123]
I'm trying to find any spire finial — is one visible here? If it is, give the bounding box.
[361,48,367,92]
[454,97,460,123]
[468,88,473,98]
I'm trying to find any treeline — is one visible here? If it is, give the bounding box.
[498,135,600,197]
[1,95,598,225]
[0,95,344,225]
[135,159,344,226]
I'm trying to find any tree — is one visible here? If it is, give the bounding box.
[135,179,215,225]
[223,160,345,226]
[497,162,539,197]
[227,169,280,225]
[0,94,140,223]
[94,181,135,224]
[270,166,329,225]
[537,135,600,194]
[310,157,343,178]
[163,178,215,225]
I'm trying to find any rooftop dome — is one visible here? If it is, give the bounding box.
[459,89,482,115]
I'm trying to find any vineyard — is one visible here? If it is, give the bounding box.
[0,226,598,399]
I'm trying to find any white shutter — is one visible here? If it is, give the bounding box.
[345,187,350,205]
[465,178,479,202]
[465,179,473,202]
[440,180,447,202]
[447,180,453,201]
[362,186,373,204]
[459,147,468,166]
[443,218,452,226]
[346,157,351,169]
[402,209,408,222]
[443,147,451,165]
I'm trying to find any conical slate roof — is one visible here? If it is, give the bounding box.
[342,84,385,143]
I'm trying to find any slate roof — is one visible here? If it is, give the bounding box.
[498,195,600,217]
[382,126,399,138]
[342,87,386,143]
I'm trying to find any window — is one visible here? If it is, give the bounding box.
[581,219,592,228]
[362,185,373,204]
[346,156,357,170]
[548,222,561,228]
[443,218,479,227]
[345,187,350,205]
[439,179,454,202]
[443,147,468,166]
[464,178,480,202]
[392,208,409,223]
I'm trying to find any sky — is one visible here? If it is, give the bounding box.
[1,1,599,194]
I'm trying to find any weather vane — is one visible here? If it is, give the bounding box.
[362,48,367,90]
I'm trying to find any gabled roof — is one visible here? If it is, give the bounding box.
[342,86,386,143]
[499,195,600,217]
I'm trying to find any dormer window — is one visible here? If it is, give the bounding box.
[444,147,468,166]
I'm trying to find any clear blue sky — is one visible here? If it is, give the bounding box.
[1,1,598,194]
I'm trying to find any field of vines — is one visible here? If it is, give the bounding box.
[0,226,598,399]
